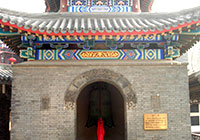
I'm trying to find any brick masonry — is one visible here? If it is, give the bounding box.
[11,60,191,140]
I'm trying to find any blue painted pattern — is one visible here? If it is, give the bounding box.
[34,49,164,60]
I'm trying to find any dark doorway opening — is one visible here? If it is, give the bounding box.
[77,82,125,140]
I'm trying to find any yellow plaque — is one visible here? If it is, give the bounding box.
[144,113,168,130]
[80,51,120,58]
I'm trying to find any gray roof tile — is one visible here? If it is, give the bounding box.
[0,6,199,35]
[0,65,12,83]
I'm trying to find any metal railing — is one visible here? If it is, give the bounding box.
[192,133,200,140]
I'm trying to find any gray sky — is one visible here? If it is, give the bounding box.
[0,0,200,13]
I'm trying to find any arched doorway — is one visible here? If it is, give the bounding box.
[77,81,125,140]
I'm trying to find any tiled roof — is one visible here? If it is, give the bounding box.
[0,65,12,84]
[0,6,199,36]
[179,34,200,54]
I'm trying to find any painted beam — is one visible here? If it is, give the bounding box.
[36,49,164,60]
[20,48,165,60]
[20,48,181,61]
[21,34,179,44]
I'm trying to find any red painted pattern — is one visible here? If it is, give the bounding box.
[0,19,200,36]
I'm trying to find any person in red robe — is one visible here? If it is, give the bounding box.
[97,118,105,140]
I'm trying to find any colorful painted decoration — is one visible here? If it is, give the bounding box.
[69,5,131,12]
[22,34,179,44]
[75,50,124,60]
[19,49,166,60]
[182,27,200,35]
[36,49,163,60]
[118,1,124,5]
[165,46,180,60]
[0,28,18,36]
[20,48,181,61]
[20,47,36,61]
[75,1,83,5]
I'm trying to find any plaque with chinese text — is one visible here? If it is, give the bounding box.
[144,113,168,130]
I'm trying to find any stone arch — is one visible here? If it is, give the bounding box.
[64,69,136,110]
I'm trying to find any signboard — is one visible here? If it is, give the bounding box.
[90,6,111,12]
[79,50,121,59]
[144,113,168,130]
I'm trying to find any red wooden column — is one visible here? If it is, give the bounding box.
[60,0,68,12]
[132,0,141,12]
[45,0,51,12]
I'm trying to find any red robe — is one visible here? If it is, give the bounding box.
[97,118,105,140]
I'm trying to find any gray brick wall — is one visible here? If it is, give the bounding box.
[11,60,191,140]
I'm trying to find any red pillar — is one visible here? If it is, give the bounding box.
[132,0,141,12]
[60,0,68,12]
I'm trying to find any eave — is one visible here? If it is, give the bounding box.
[0,6,199,55]
[0,65,12,84]
[0,6,199,36]
[179,34,200,54]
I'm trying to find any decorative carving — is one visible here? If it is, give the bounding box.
[190,99,200,104]
[96,1,103,5]
[65,69,137,110]
[65,101,75,110]
[127,101,136,110]
[126,92,136,110]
